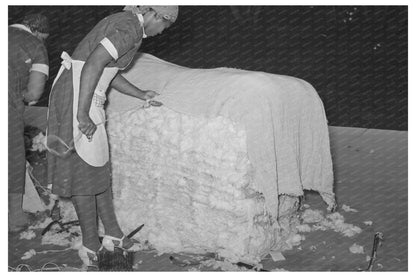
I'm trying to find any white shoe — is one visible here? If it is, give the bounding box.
[78,245,103,269]
[102,235,144,252]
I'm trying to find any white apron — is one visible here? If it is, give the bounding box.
[54,51,119,167]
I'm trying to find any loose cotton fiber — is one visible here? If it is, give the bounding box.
[107,106,298,263]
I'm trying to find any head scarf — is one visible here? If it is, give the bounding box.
[124,5,179,23]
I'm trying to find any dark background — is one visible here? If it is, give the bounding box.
[8,5,408,130]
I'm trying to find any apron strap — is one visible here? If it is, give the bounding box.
[50,51,73,89]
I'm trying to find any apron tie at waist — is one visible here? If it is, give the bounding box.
[60,51,73,70]
[51,51,73,90]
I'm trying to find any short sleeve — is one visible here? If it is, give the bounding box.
[100,20,138,61]
[30,43,49,77]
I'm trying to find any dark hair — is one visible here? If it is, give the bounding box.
[22,13,49,34]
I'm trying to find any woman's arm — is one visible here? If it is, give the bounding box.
[23,71,48,103]
[111,73,158,100]
[77,44,113,137]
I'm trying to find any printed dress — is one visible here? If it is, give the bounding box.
[9,25,49,194]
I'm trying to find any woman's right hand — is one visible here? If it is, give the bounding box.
[143,90,159,100]
[77,112,97,139]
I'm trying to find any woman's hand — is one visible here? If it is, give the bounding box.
[77,112,97,139]
[143,90,159,100]
[110,75,161,101]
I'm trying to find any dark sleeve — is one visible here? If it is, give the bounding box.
[100,18,140,61]
[30,41,49,77]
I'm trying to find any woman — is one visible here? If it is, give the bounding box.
[46,6,178,268]
[9,13,50,232]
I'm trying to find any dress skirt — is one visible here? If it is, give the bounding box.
[47,68,110,197]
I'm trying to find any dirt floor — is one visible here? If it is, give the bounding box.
[8,126,407,271]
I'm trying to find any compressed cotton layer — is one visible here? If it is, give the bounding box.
[106,106,298,263]
[107,53,336,218]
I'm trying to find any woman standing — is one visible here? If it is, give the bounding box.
[46,6,178,268]
[9,14,50,232]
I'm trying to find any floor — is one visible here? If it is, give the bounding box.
[8,125,408,271]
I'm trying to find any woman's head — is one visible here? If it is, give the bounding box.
[125,5,178,37]
[143,9,174,37]
[22,13,50,42]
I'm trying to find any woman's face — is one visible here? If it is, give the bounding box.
[145,14,172,37]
